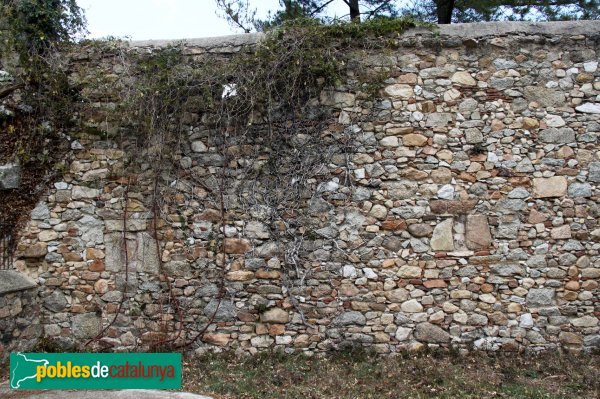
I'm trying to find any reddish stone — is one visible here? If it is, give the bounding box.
[382,219,407,231]
[203,333,230,346]
[86,248,105,260]
[196,209,221,222]
[80,271,100,281]
[424,279,447,288]
[89,259,105,272]
[223,238,252,254]
[269,324,285,336]
[458,172,477,182]
[237,311,257,322]
[465,214,493,250]
[429,200,478,215]
[508,177,530,186]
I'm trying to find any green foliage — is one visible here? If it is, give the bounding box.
[401,0,600,24]
[2,0,86,58]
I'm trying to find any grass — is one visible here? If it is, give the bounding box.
[1,349,597,398]
[183,349,600,399]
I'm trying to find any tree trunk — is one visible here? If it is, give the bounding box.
[349,0,360,22]
[436,0,455,24]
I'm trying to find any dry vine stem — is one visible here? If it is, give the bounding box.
[72,18,426,352]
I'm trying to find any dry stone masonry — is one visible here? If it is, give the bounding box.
[1,21,600,358]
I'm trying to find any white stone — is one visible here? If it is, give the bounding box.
[451,71,476,86]
[384,84,413,99]
[430,219,454,252]
[395,327,412,341]
[72,186,100,200]
[442,302,460,313]
[363,268,378,279]
[520,313,534,328]
[572,315,598,327]
[191,140,207,152]
[381,136,399,147]
[401,299,423,313]
[443,88,461,101]
[479,294,496,304]
[342,265,357,278]
[583,61,598,72]
[543,115,565,127]
[437,184,454,200]
[354,168,365,179]
[575,103,600,114]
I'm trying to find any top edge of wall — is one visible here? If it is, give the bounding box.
[126,20,600,49]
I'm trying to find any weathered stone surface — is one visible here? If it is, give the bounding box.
[226,271,254,281]
[0,271,36,294]
[0,163,21,189]
[539,128,575,144]
[414,322,451,343]
[333,311,366,326]
[223,238,252,254]
[71,186,100,199]
[533,177,567,198]
[31,202,50,220]
[429,200,477,214]
[401,299,423,313]
[451,71,476,86]
[72,313,102,339]
[261,308,289,324]
[551,225,571,240]
[245,221,270,239]
[380,136,399,147]
[526,288,555,306]
[320,91,355,107]
[568,183,592,198]
[408,223,433,237]
[43,290,67,312]
[385,288,409,302]
[490,263,525,276]
[572,316,598,328]
[465,128,483,144]
[465,215,492,249]
[559,332,582,346]
[23,242,47,258]
[575,103,600,113]
[384,84,413,98]
[430,219,454,251]
[203,299,237,321]
[523,86,566,107]
[589,162,600,182]
[425,113,453,129]
[402,134,428,146]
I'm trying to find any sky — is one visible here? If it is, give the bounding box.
[76,0,349,41]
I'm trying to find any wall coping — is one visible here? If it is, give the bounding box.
[126,20,600,49]
[0,270,37,295]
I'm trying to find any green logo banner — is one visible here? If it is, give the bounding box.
[10,352,181,390]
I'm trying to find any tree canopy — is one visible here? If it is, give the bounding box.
[215,0,600,30]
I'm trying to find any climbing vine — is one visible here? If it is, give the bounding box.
[78,17,433,350]
[0,0,85,244]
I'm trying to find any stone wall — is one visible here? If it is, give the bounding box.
[4,21,600,355]
[0,271,41,362]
